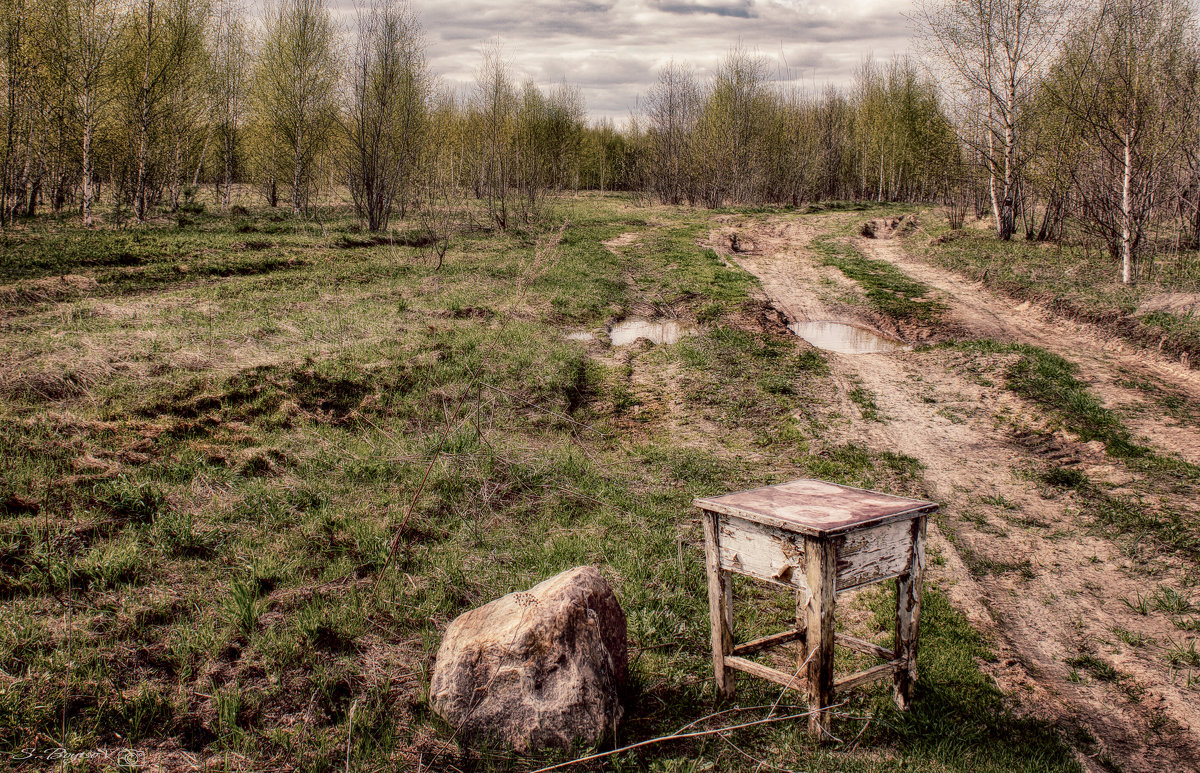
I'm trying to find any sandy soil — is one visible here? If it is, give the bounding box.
[709,214,1200,773]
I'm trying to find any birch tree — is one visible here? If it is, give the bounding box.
[917,0,1068,240]
[694,48,771,206]
[1046,0,1196,283]
[643,62,699,205]
[211,0,247,208]
[1,0,33,225]
[124,0,209,221]
[472,41,515,230]
[62,0,120,225]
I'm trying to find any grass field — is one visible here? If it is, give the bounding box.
[0,195,1083,771]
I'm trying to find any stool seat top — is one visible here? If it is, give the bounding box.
[694,479,936,537]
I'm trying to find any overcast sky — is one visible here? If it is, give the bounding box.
[403,0,919,122]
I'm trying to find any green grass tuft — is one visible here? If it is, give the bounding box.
[815,238,947,323]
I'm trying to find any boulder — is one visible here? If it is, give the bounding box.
[429,566,627,752]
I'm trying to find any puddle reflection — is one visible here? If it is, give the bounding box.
[788,321,909,354]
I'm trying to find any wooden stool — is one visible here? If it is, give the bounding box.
[694,479,936,737]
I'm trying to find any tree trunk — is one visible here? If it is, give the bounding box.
[292,140,303,216]
[168,140,182,210]
[877,150,884,202]
[987,126,1002,237]
[222,122,234,208]
[192,123,213,191]
[999,88,1017,241]
[1121,129,1134,285]
[134,0,154,223]
[82,107,94,226]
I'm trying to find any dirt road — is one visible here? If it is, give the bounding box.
[711,214,1200,773]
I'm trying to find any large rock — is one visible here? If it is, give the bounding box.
[429,566,628,752]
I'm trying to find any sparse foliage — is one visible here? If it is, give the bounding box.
[253,0,338,215]
[344,0,427,231]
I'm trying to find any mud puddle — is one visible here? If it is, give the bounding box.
[609,318,696,346]
[788,320,909,354]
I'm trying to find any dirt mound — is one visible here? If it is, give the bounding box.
[861,215,919,239]
[0,274,98,308]
[1136,292,1200,318]
[727,231,760,253]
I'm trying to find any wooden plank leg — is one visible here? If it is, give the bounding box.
[893,516,926,710]
[794,588,808,676]
[702,510,734,698]
[722,567,734,648]
[804,537,836,738]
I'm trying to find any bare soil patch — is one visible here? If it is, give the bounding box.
[857,233,1200,465]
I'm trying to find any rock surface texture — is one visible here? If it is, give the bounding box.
[429,566,628,752]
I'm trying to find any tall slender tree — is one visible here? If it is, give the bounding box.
[1045,0,1197,283]
[472,41,514,230]
[644,61,699,205]
[61,0,121,225]
[344,0,427,231]
[126,0,210,222]
[210,0,247,208]
[917,0,1069,239]
[254,0,338,215]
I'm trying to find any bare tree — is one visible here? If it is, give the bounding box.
[759,86,819,206]
[1179,56,1200,250]
[643,61,699,205]
[1047,0,1196,283]
[1,0,33,226]
[209,0,245,209]
[125,0,209,222]
[472,40,514,230]
[700,47,771,206]
[852,55,959,203]
[61,0,120,225]
[344,0,427,231]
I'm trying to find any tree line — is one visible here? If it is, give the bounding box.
[0,0,962,229]
[0,0,608,232]
[632,0,1200,283]
[2,0,1198,283]
[632,51,961,208]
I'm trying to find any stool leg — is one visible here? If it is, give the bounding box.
[894,516,927,710]
[794,589,808,675]
[702,510,734,698]
[803,538,836,737]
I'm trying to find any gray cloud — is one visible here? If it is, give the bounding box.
[653,1,758,18]
[403,0,917,121]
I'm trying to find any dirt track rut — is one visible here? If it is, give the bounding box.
[713,214,1200,773]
